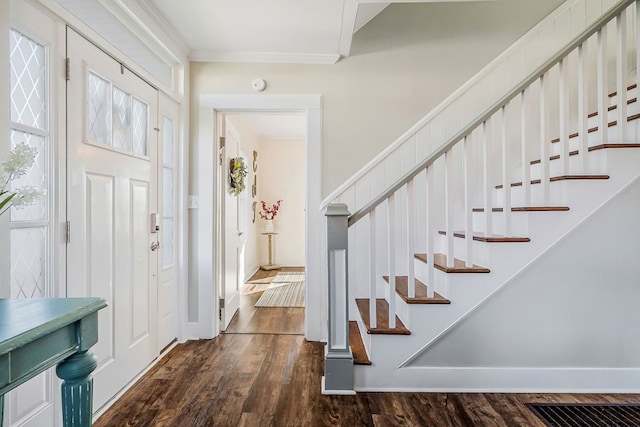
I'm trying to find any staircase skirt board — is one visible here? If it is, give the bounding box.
[355,299,411,335]
[349,321,372,365]
[472,206,570,212]
[382,276,450,304]
[414,253,490,273]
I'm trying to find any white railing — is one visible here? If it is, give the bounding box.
[325,0,638,387]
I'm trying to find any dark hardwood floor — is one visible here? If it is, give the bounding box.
[224,267,305,335]
[94,268,640,426]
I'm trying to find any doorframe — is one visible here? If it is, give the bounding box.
[194,94,323,341]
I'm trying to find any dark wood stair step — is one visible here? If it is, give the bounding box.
[495,175,609,189]
[472,206,570,212]
[349,321,371,365]
[414,253,490,273]
[531,143,640,165]
[438,230,530,243]
[355,298,411,335]
[608,83,636,98]
[382,276,450,304]
[550,112,640,143]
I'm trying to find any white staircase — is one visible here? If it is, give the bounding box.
[323,0,640,394]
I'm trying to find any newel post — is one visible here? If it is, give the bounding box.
[322,203,355,395]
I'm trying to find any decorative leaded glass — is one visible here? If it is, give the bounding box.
[132,98,148,156]
[112,86,132,151]
[88,72,112,145]
[163,167,173,215]
[10,227,46,299]
[9,29,46,130]
[10,130,47,222]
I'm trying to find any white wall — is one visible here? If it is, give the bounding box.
[190,0,564,198]
[407,176,640,370]
[259,139,305,266]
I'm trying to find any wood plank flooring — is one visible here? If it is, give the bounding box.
[94,266,640,426]
[95,332,640,427]
[224,267,304,335]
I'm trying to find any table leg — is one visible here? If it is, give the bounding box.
[1,393,4,427]
[56,350,98,427]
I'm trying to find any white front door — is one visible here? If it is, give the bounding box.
[66,28,158,410]
[220,117,242,330]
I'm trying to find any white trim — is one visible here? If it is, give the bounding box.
[190,51,340,65]
[354,367,640,393]
[321,0,576,208]
[338,0,359,57]
[321,377,357,395]
[197,94,324,341]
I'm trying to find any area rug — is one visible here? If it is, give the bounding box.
[254,272,305,307]
[527,403,640,426]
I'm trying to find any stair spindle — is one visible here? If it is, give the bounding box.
[387,194,397,329]
[598,26,609,144]
[636,1,640,115]
[463,135,473,268]
[500,106,512,236]
[369,209,377,329]
[520,90,531,206]
[444,150,455,268]
[482,121,493,236]
[559,58,570,175]
[406,179,416,298]
[426,167,435,299]
[578,42,589,174]
[617,10,628,143]
[540,74,550,204]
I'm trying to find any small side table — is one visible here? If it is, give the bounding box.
[261,232,281,271]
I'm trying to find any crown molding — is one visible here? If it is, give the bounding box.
[190,50,340,65]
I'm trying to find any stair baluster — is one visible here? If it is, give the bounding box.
[617,10,628,143]
[559,57,570,175]
[578,42,589,173]
[407,179,416,298]
[386,194,397,329]
[426,166,435,299]
[500,106,512,237]
[539,74,550,204]
[521,90,531,206]
[598,26,609,144]
[482,120,493,236]
[463,135,473,268]
[369,208,377,329]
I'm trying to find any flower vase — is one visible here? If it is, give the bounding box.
[265,219,274,233]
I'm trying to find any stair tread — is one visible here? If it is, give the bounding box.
[530,143,640,165]
[382,276,450,304]
[472,206,570,212]
[349,321,372,365]
[495,175,609,189]
[355,299,411,335]
[437,230,530,243]
[550,111,640,144]
[414,253,490,273]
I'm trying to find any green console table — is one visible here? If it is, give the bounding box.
[0,298,107,427]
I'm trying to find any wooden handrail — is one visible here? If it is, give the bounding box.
[347,0,635,227]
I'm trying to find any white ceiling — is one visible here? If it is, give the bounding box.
[142,0,497,64]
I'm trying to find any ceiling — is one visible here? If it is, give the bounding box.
[141,0,498,64]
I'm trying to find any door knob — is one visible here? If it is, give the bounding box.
[151,241,160,251]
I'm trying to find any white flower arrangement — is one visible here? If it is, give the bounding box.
[0,143,44,216]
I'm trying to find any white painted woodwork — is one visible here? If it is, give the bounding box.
[617,10,628,143]
[386,194,396,329]
[500,107,511,237]
[578,43,589,173]
[425,167,435,299]
[598,26,609,145]
[482,121,493,236]
[520,91,531,206]
[330,249,348,350]
[539,75,550,204]
[559,58,570,175]
[220,118,242,331]
[462,136,473,268]
[444,151,454,268]
[158,93,179,351]
[406,180,416,298]
[66,28,159,411]
[369,209,377,328]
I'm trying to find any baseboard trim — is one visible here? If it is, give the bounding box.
[354,366,640,393]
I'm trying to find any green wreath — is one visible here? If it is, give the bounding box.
[229,157,247,196]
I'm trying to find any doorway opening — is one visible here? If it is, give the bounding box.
[218,112,307,335]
